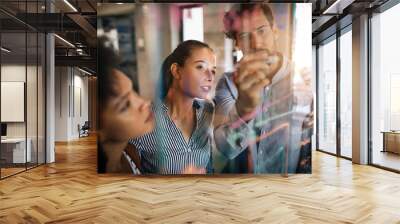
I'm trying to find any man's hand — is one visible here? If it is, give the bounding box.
[182,165,206,174]
[234,50,280,117]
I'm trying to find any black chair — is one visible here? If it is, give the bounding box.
[79,121,90,138]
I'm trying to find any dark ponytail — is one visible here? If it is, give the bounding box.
[159,53,175,99]
[159,40,213,99]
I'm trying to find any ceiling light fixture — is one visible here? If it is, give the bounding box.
[76,48,86,55]
[322,0,356,15]
[322,0,344,14]
[78,67,92,76]
[54,34,75,48]
[63,0,78,12]
[1,47,11,53]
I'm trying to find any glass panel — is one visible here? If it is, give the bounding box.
[339,29,352,158]
[26,0,39,169]
[1,20,28,178]
[318,37,337,154]
[312,45,317,151]
[371,4,400,171]
[0,0,46,178]
[38,32,45,165]
[27,31,38,169]
[36,0,46,165]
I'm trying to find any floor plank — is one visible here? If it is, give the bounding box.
[0,135,400,223]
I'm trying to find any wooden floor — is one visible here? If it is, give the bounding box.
[1,163,45,178]
[1,167,26,178]
[0,135,400,223]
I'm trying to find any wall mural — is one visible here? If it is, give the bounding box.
[97,3,313,175]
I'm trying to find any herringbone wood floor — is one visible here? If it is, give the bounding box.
[0,135,400,223]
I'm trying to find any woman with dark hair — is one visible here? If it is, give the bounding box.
[98,38,154,173]
[129,40,217,174]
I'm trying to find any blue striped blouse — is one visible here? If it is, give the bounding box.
[129,99,214,174]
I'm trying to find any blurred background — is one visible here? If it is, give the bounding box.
[97,3,311,100]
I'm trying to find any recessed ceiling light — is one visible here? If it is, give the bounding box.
[63,0,78,12]
[54,34,75,48]
[78,67,92,76]
[322,0,353,15]
[1,47,11,53]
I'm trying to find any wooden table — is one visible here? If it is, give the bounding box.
[381,131,400,154]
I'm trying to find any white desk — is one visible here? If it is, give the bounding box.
[1,138,31,163]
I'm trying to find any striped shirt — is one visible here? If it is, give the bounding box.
[214,56,313,173]
[122,151,141,175]
[129,99,214,174]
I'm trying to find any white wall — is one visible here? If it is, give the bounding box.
[72,73,89,138]
[55,66,69,141]
[1,65,26,81]
[1,64,46,164]
[1,65,34,137]
[1,65,26,135]
[54,67,89,141]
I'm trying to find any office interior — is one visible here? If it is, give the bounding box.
[0,0,97,179]
[0,0,400,222]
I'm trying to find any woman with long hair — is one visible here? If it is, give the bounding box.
[98,38,154,173]
[129,40,217,174]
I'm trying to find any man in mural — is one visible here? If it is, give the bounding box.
[213,3,313,174]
